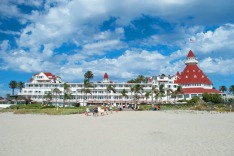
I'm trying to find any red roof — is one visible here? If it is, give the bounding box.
[175,64,212,85]
[29,78,33,82]
[44,72,54,77]
[182,88,220,94]
[187,50,195,58]
[104,73,108,79]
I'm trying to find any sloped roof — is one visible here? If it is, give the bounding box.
[182,88,220,94]
[175,64,212,85]
[44,72,55,78]
[187,50,196,58]
[104,73,108,79]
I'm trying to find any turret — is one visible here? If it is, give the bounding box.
[185,50,198,65]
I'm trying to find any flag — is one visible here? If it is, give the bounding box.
[190,38,194,43]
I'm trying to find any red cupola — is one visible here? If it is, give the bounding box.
[104,73,108,79]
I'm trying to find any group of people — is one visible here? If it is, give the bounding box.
[152,105,160,111]
[85,105,117,117]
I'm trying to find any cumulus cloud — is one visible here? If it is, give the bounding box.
[0,0,234,85]
[199,57,234,74]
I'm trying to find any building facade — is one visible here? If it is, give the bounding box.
[19,50,220,106]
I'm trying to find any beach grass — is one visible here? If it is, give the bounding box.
[1,104,87,115]
[1,103,233,115]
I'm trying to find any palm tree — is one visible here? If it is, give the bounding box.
[18,81,24,93]
[154,91,160,103]
[145,91,150,104]
[83,71,94,106]
[151,85,156,104]
[166,89,173,103]
[133,84,143,107]
[229,85,234,94]
[130,86,135,104]
[82,79,94,106]
[9,80,17,96]
[159,84,165,103]
[137,75,145,83]
[120,89,128,106]
[53,88,61,110]
[106,84,116,105]
[173,86,183,101]
[63,83,71,107]
[44,92,52,105]
[219,85,227,92]
[64,92,72,107]
[84,71,94,82]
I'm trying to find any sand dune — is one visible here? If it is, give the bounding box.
[0,111,233,156]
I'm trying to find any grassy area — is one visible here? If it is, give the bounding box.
[0,103,233,115]
[1,104,87,115]
[138,103,233,112]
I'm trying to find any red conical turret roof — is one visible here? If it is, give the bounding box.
[174,50,212,85]
[187,50,196,58]
[104,73,108,79]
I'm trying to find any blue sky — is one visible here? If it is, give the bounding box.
[0,0,234,97]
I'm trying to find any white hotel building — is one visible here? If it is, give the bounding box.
[19,50,220,106]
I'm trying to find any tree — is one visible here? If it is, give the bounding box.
[202,93,224,103]
[188,96,200,104]
[151,85,156,104]
[228,98,233,104]
[133,84,143,106]
[53,88,61,110]
[229,85,234,94]
[120,89,128,106]
[166,89,173,103]
[137,75,145,83]
[84,71,94,82]
[44,92,52,104]
[158,84,165,102]
[9,80,17,96]
[130,86,135,104]
[83,72,94,106]
[211,94,223,103]
[18,81,24,93]
[144,91,150,104]
[172,86,183,101]
[219,85,227,92]
[202,93,211,102]
[154,90,160,103]
[106,84,116,104]
[63,83,71,107]
[64,92,72,107]
[6,94,11,99]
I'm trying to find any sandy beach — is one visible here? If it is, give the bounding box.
[0,111,233,156]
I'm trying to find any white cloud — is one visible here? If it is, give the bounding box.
[0,40,10,51]
[199,57,234,74]
[82,39,124,55]
[193,24,234,55]
[1,0,234,85]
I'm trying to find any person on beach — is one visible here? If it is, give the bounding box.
[109,105,113,114]
[104,105,108,115]
[93,106,98,117]
[85,107,90,116]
